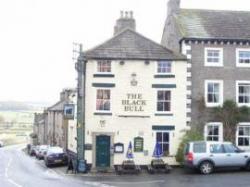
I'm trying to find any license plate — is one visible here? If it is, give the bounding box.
[54,160,62,163]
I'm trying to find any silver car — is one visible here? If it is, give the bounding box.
[184,141,250,174]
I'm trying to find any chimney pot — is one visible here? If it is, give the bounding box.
[125,11,128,18]
[114,10,136,35]
[130,11,133,18]
[120,11,124,18]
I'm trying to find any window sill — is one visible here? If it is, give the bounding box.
[155,113,173,116]
[93,74,115,78]
[236,64,250,68]
[154,74,175,78]
[204,62,223,67]
[205,103,222,108]
[94,112,112,116]
[237,103,250,107]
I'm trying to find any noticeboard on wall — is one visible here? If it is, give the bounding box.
[134,137,143,152]
[114,143,124,153]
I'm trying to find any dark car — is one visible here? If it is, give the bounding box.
[29,145,38,156]
[44,147,68,167]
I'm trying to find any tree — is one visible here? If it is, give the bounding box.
[175,128,203,164]
[212,100,250,143]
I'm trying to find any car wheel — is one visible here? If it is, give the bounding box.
[199,161,214,175]
[245,161,250,171]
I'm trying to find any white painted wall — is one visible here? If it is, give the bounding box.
[84,60,188,165]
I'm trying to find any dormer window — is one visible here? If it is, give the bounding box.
[97,60,111,73]
[157,61,172,74]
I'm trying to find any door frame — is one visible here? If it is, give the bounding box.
[92,132,114,169]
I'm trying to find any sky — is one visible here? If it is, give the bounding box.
[0,0,249,104]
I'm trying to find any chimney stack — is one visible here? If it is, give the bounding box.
[114,10,136,35]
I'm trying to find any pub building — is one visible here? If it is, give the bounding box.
[80,11,188,170]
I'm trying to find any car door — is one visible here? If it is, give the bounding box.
[223,143,248,166]
[209,143,227,167]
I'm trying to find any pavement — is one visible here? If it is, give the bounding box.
[2,144,250,187]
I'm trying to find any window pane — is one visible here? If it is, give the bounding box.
[210,144,224,153]
[158,91,164,100]
[157,102,164,111]
[163,133,169,142]
[163,144,169,153]
[156,132,162,142]
[97,61,111,72]
[238,137,244,146]
[208,83,214,92]
[193,143,206,153]
[224,144,237,153]
[163,102,170,111]
[164,91,171,100]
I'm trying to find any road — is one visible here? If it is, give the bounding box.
[2,145,250,187]
[0,145,109,187]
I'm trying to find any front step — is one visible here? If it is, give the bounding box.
[91,167,114,173]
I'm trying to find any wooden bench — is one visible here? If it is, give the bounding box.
[147,159,171,174]
[116,160,141,175]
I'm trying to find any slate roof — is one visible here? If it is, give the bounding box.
[84,29,186,60]
[175,9,250,40]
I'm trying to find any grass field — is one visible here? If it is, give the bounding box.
[0,110,40,145]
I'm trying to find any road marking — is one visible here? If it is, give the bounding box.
[5,157,24,187]
[84,181,116,187]
[101,180,165,185]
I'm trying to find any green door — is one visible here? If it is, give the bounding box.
[96,135,110,167]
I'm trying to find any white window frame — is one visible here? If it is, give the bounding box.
[155,131,172,156]
[205,80,223,107]
[236,123,250,150]
[156,89,172,114]
[236,81,250,107]
[204,122,223,142]
[236,48,250,67]
[156,61,174,75]
[96,60,112,74]
[204,48,223,67]
[95,89,111,113]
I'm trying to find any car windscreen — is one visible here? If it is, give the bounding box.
[193,143,206,153]
[47,148,63,154]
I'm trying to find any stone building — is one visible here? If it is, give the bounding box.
[33,113,46,145]
[162,0,250,149]
[46,88,76,149]
[77,11,188,170]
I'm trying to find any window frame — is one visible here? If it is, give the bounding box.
[155,131,171,156]
[96,60,112,74]
[156,90,172,114]
[204,122,223,142]
[236,48,250,67]
[236,123,250,150]
[236,81,250,107]
[156,61,173,75]
[95,89,111,113]
[204,47,223,67]
[205,80,223,107]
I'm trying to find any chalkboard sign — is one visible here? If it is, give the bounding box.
[134,137,143,152]
[78,159,87,173]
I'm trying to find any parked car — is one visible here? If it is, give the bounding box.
[184,141,250,174]
[36,145,49,160]
[44,147,68,167]
[29,145,38,156]
[0,141,4,147]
